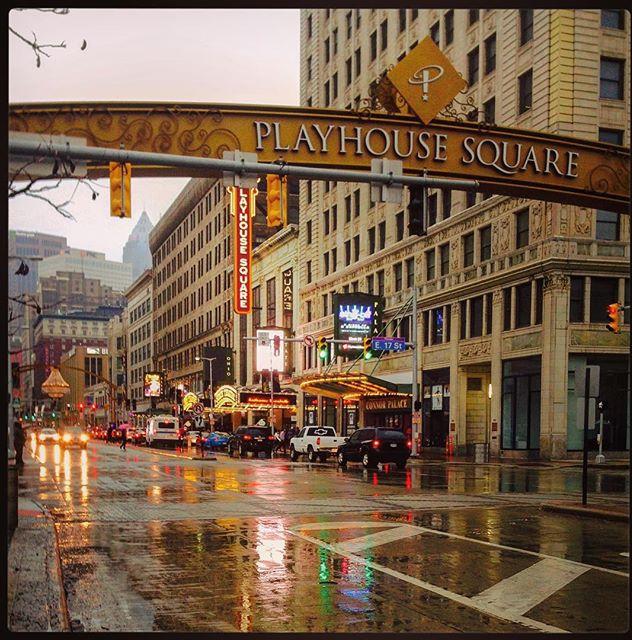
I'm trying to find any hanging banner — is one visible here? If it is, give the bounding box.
[230,186,257,314]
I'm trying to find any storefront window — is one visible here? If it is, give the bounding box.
[501,357,541,450]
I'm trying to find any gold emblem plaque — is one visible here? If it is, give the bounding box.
[387,36,467,124]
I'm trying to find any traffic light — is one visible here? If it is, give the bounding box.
[51,411,56,418]
[109,162,132,218]
[408,186,427,237]
[266,174,287,227]
[363,337,373,360]
[317,337,328,360]
[11,362,20,389]
[606,302,621,333]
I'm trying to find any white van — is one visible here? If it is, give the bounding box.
[146,415,180,447]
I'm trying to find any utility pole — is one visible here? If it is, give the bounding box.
[411,282,420,457]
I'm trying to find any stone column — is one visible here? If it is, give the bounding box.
[449,302,462,453]
[490,290,503,457]
[540,273,570,459]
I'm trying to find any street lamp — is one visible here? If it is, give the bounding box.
[195,356,216,426]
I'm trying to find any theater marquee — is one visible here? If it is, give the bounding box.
[9,103,629,211]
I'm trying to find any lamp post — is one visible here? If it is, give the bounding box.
[195,356,216,424]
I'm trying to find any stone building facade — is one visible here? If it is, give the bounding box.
[124,269,153,410]
[296,8,629,458]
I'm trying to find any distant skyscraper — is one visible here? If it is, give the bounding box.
[122,210,154,280]
[8,229,68,298]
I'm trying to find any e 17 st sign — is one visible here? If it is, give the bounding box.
[230,186,257,314]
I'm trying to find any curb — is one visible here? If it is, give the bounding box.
[541,503,629,521]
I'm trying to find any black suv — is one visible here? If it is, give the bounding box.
[228,426,274,458]
[336,427,411,469]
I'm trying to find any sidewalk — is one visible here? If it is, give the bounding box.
[541,500,630,521]
[7,492,69,631]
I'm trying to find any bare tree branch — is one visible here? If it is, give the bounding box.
[10,8,87,68]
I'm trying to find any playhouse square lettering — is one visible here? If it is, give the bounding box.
[254,121,580,179]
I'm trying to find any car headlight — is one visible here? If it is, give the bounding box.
[80,434,88,441]
[63,434,71,442]
[38,434,44,441]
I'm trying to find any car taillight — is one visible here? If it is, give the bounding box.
[243,435,252,440]
[316,437,321,445]
[268,435,274,441]
[372,439,380,449]
[406,440,412,448]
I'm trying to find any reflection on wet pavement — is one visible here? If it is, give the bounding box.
[21,439,629,632]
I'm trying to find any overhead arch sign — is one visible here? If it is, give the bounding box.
[9,102,629,211]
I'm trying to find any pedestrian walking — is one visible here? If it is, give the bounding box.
[279,427,287,455]
[274,429,283,454]
[283,427,293,455]
[119,424,127,450]
[14,421,25,468]
[106,423,114,444]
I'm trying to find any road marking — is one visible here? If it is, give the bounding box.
[287,528,567,633]
[291,521,628,578]
[471,558,589,616]
[336,525,422,553]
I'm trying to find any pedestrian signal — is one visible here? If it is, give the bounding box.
[109,162,131,218]
[606,302,621,333]
[363,337,373,360]
[317,337,328,360]
[266,174,287,227]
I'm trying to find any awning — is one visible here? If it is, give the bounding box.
[296,372,412,399]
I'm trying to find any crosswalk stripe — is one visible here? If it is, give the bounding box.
[470,558,589,616]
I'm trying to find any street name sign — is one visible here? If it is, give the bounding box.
[372,337,407,352]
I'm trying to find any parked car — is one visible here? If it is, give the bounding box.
[146,415,180,447]
[60,425,89,449]
[227,426,275,458]
[38,427,60,444]
[337,427,412,469]
[203,431,230,450]
[290,426,346,462]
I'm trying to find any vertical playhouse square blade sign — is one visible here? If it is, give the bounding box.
[230,186,257,314]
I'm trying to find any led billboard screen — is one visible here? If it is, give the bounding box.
[333,293,383,357]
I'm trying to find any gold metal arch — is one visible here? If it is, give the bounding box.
[9,101,630,212]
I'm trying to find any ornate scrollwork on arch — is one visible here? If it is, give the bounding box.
[347,68,408,121]
[587,148,630,196]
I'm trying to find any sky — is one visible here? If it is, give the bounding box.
[9,8,301,260]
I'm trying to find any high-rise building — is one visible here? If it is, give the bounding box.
[123,210,154,281]
[8,229,68,298]
[148,177,298,414]
[39,248,133,293]
[124,269,153,411]
[38,270,126,315]
[296,9,629,458]
[32,308,123,404]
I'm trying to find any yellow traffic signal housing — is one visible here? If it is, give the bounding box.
[266,174,287,227]
[363,336,373,360]
[110,162,131,218]
[317,337,328,360]
[606,302,621,333]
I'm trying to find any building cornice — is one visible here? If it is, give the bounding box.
[124,268,153,300]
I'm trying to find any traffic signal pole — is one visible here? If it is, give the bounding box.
[9,138,480,193]
[411,281,420,457]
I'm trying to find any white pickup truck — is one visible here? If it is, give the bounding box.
[289,426,346,462]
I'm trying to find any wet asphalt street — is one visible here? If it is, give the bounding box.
[21,437,629,633]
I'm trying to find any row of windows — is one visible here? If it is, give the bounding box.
[130,344,150,366]
[154,300,232,355]
[569,276,629,324]
[129,298,151,325]
[157,333,232,374]
[155,231,230,290]
[129,320,151,347]
[155,268,232,316]
[153,183,224,269]
[155,296,232,339]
